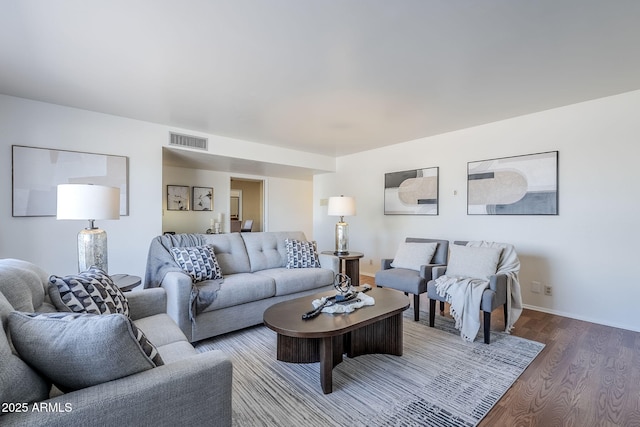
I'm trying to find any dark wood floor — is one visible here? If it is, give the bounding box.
[361,276,640,427]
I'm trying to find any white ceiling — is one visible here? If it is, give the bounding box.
[2,1,640,158]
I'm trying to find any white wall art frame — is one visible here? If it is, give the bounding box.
[12,145,129,217]
[467,151,558,215]
[384,167,439,215]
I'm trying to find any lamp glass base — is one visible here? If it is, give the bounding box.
[78,228,108,273]
[334,222,349,255]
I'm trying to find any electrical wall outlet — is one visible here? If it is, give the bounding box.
[368,259,373,265]
[544,285,553,296]
[531,281,541,293]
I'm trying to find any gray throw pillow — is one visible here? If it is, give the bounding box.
[48,266,129,316]
[285,239,321,268]
[8,312,163,392]
[170,245,223,283]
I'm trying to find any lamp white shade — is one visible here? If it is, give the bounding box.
[327,196,356,217]
[57,184,120,220]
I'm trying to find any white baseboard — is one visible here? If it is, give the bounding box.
[522,304,639,333]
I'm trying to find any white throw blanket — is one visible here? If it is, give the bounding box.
[435,241,522,342]
[311,292,375,314]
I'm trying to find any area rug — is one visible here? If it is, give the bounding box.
[196,309,544,427]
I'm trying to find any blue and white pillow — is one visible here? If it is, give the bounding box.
[49,266,129,316]
[285,239,321,268]
[170,245,223,282]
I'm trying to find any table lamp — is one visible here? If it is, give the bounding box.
[57,184,120,273]
[327,195,356,255]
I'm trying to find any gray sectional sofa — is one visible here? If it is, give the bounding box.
[0,258,232,427]
[145,231,338,342]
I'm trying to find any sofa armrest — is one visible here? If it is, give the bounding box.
[380,258,393,270]
[318,253,339,274]
[126,288,167,321]
[420,263,445,280]
[1,351,233,427]
[432,265,447,280]
[489,273,507,294]
[161,271,194,342]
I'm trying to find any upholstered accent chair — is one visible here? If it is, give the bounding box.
[375,238,449,321]
[427,241,510,344]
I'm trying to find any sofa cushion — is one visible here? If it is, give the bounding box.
[0,292,51,405]
[285,239,321,268]
[202,233,251,274]
[242,231,307,272]
[133,313,190,348]
[8,312,163,392]
[154,341,199,364]
[199,273,276,312]
[170,245,223,283]
[257,267,335,297]
[49,266,129,316]
[0,258,51,312]
[390,241,438,271]
[445,245,503,279]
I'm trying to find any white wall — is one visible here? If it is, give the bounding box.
[265,176,314,237]
[314,90,640,333]
[1,94,330,279]
[0,96,162,278]
[163,166,230,234]
[163,166,315,238]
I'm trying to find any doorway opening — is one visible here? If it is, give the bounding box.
[230,178,264,232]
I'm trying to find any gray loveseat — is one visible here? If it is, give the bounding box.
[0,258,232,427]
[145,231,338,342]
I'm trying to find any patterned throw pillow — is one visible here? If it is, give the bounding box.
[49,266,129,316]
[285,239,321,269]
[170,245,223,283]
[8,312,163,392]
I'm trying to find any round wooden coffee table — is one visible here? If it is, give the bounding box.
[263,287,409,394]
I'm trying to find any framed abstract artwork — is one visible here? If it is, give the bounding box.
[12,145,128,217]
[384,167,439,215]
[167,185,189,211]
[467,151,558,215]
[192,186,213,211]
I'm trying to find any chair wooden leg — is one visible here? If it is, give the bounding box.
[439,301,445,315]
[483,311,491,344]
[429,299,436,327]
[413,294,420,321]
[503,303,509,329]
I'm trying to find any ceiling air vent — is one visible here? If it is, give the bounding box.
[169,132,208,151]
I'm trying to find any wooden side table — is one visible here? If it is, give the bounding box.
[111,274,142,292]
[321,251,364,287]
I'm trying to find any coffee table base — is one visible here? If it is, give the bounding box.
[275,312,404,394]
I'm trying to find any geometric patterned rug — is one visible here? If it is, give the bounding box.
[196,309,544,426]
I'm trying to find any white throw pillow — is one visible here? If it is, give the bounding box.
[390,242,438,271]
[445,245,502,279]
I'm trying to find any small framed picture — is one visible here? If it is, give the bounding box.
[167,185,189,211]
[192,186,213,211]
